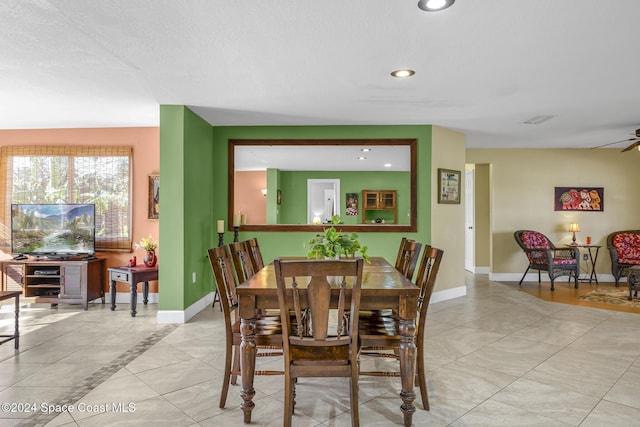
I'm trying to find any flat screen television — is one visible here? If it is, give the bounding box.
[11,203,96,258]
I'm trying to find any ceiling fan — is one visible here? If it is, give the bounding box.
[592,128,640,152]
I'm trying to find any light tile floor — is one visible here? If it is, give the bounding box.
[0,273,639,426]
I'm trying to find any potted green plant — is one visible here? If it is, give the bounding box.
[307,215,369,262]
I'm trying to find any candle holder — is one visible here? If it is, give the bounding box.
[233,226,239,243]
[217,232,224,248]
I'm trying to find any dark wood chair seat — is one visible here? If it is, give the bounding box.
[274,257,364,427]
[207,246,284,409]
[359,246,444,411]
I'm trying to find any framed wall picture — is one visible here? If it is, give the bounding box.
[345,193,358,215]
[554,187,603,211]
[438,168,461,204]
[148,174,160,219]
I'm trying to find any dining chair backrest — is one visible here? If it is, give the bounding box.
[246,237,265,272]
[273,257,364,427]
[228,241,256,283]
[394,237,422,280]
[274,258,364,346]
[415,246,444,332]
[207,246,239,326]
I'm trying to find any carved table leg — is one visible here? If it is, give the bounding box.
[398,317,417,427]
[143,281,149,305]
[110,280,117,311]
[240,317,257,423]
[130,281,138,317]
[13,294,19,349]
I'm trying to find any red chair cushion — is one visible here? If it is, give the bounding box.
[521,231,576,266]
[521,231,551,249]
[613,233,640,264]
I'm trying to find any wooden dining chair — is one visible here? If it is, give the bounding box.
[228,241,257,283]
[395,237,422,280]
[207,246,283,408]
[359,246,444,410]
[273,257,364,427]
[246,237,265,272]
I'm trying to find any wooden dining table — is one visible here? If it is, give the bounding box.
[236,257,420,427]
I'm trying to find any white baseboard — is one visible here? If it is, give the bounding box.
[466,266,490,274]
[105,292,159,304]
[430,285,466,304]
[157,291,215,324]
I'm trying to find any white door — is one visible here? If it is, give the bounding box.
[465,169,475,272]
[307,179,341,224]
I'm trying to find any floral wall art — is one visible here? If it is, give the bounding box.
[554,187,603,211]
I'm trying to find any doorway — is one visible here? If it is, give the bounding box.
[307,179,340,224]
[465,168,475,272]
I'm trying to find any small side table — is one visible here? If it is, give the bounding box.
[627,266,640,301]
[568,244,601,284]
[108,266,159,317]
[0,290,21,349]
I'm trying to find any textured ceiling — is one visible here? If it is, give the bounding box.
[2,0,640,150]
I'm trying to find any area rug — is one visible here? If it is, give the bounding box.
[577,288,640,308]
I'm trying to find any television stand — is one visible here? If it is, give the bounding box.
[0,258,105,310]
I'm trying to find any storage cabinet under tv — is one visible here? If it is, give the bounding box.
[1,258,105,310]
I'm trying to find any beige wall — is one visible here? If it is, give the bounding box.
[473,163,491,268]
[432,126,466,293]
[466,148,640,280]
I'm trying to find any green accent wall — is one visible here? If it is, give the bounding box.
[159,105,215,311]
[160,116,433,312]
[277,170,410,225]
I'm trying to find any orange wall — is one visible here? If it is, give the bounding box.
[234,170,267,224]
[0,127,160,292]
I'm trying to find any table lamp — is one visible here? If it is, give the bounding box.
[569,223,580,245]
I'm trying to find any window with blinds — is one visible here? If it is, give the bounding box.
[0,146,132,252]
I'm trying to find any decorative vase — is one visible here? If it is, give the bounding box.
[144,250,157,267]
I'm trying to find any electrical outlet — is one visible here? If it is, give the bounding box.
[192,272,197,283]
[583,254,589,261]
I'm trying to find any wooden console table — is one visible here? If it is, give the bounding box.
[108,265,159,317]
[0,290,21,349]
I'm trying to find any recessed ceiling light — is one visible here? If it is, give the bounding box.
[361,148,371,152]
[418,0,455,12]
[357,156,367,160]
[390,69,415,78]
[384,163,392,168]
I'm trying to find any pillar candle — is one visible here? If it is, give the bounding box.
[233,213,241,227]
[241,213,247,225]
[217,220,224,233]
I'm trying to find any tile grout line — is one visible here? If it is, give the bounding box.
[16,324,178,427]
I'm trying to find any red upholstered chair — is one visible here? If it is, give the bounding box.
[514,230,579,291]
[607,230,640,287]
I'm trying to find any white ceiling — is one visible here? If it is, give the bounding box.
[235,145,411,171]
[2,0,640,150]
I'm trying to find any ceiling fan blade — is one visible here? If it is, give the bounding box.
[621,140,640,152]
[591,137,637,149]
